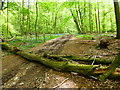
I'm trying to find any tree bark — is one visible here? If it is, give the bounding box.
[22,0,25,35]
[113,0,120,39]
[78,4,84,33]
[35,1,38,40]
[97,1,101,33]
[89,1,93,33]
[94,7,98,33]
[7,0,9,36]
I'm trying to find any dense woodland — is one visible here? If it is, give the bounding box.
[1,0,120,89]
[1,0,120,39]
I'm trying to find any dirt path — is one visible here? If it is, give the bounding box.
[2,35,120,88]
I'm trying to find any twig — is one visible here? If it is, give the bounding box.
[91,56,96,65]
[52,78,69,89]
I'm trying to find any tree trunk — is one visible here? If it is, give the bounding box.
[113,0,120,39]
[35,1,38,40]
[53,13,58,34]
[89,1,93,33]
[0,0,4,10]
[70,8,81,34]
[78,4,84,33]
[97,1,101,33]
[75,4,81,32]
[110,14,114,31]
[94,7,99,33]
[26,0,30,36]
[22,0,25,35]
[83,1,86,33]
[102,5,106,33]
[7,0,9,36]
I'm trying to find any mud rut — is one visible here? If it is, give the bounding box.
[2,34,120,88]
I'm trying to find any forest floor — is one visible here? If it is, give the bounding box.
[2,34,120,88]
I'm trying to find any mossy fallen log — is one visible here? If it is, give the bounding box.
[2,42,99,75]
[99,51,120,81]
[43,54,113,65]
[1,42,120,80]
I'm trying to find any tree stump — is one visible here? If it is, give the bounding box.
[98,39,110,49]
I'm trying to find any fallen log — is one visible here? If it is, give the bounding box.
[43,54,113,65]
[99,51,120,81]
[1,42,120,80]
[2,42,99,75]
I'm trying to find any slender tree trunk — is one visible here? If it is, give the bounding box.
[102,5,106,33]
[7,0,9,37]
[78,4,84,33]
[0,0,4,10]
[97,2,101,33]
[26,0,30,36]
[89,1,93,33]
[22,0,24,35]
[18,2,21,35]
[83,1,86,33]
[110,14,114,31]
[94,7,98,33]
[19,2,22,36]
[70,8,81,34]
[27,0,32,39]
[53,13,58,34]
[113,0,120,39]
[75,4,81,31]
[28,0,31,35]
[46,20,48,34]
[35,1,38,40]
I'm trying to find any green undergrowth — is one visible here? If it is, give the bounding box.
[8,34,62,50]
[7,33,116,50]
[75,35,93,40]
[75,33,116,40]
[3,50,14,55]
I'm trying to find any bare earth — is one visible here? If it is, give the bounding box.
[2,35,120,88]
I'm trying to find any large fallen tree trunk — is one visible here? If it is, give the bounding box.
[1,42,120,80]
[43,54,113,65]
